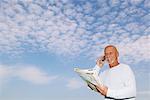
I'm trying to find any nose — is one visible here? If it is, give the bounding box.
[105,55,109,58]
[105,56,109,61]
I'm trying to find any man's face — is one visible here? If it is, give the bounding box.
[104,47,118,64]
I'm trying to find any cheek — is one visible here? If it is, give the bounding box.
[106,55,115,61]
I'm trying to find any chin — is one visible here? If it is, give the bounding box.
[108,61,114,65]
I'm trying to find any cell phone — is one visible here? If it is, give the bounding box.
[101,56,105,61]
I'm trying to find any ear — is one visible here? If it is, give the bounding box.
[117,51,119,57]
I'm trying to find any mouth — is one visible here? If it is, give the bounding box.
[107,58,114,64]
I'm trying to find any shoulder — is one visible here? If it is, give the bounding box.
[120,63,134,74]
[120,63,131,69]
[100,68,109,76]
[120,63,129,67]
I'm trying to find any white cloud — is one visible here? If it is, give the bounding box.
[66,78,85,89]
[16,66,57,84]
[0,64,57,85]
[27,3,44,15]
[144,0,150,8]
[125,22,146,34]
[108,0,121,7]
[0,65,13,79]
[83,2,93,14]
[0,0,150,64]
[117,35,150,63]
[129,0,143,6]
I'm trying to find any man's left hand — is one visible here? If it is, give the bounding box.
[95,85,108,96]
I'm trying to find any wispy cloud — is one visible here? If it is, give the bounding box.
[16,66,58,84]
[0,65,13,79]
[137,90,150,100]
[0,0,150,64]
[0,64,57,85]
[66,78,85,89]
[137,90,150,95]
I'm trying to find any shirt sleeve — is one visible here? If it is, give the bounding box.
[93,64,101,73]
[93,65,105,85]
[106,69,136,99]
[94,64,108,86]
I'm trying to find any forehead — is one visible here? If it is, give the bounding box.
[104,47,116,53]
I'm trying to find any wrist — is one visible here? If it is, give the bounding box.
[97,63,104,68]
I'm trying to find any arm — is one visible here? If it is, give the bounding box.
[107,69,136,99]
[95,78,136,98]
[93,55,105,74]
[107,77,136,99]
[87,56,105,91]
[96,68,136,99]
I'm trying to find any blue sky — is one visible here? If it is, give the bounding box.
[0,0,150,100]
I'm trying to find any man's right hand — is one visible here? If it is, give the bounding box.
[96,56,105,68]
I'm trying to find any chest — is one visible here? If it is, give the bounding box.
[103,69,127,88]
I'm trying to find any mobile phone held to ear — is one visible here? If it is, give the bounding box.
[96,55,106,67]
[101,56,105,62]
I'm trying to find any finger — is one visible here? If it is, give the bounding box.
[95,85,103,92]
[98,56,105,63]
[98,90,104,95]
[96,58,100,63]
[96,56,102,62]
[87,84,93,90]
[101,56,105,61]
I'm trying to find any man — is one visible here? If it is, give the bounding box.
[90,45,136,100]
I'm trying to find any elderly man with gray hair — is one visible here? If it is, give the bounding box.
[87,45,136,100]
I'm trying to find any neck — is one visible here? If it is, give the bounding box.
[109,61,119,68]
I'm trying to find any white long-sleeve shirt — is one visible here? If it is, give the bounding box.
[94,63,136,100]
